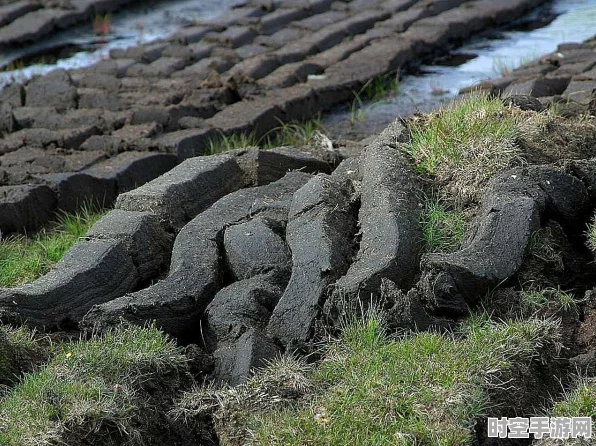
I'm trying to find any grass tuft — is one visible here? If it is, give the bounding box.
[420,194,466,253]
[0,325,44,386]
[0,205,104,287]
[586,213,596,253]
[207,117,324,154]
[337,301,388,350]
[349,73,399,125]
[207,131,260,154]
[519,286,580,315]
[0,324,188,446]
[360,73,400,102]
[551,377,596,419]
[405,92,520,205]
[527,226,565,272]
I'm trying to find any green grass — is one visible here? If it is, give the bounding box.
[0,59,24,73]
[92,12,111,36]
[519,287,580,315]
[551,377,596,419]
[492,54,540,77]
[177,311,559,446]
[0,205,104,287]
[420,194,465,253]
[405,92,519,205]
[207,131,260,154]
[349,73,400,125]
[586,213,596,253]
[0,325,188,446]
[361,73,400,102]
[207,117,324,154]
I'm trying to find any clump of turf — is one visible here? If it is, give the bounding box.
[0,325,189,446]
[0,205,104,287]
[0,325,45,386]
[175,310,560,446]
[405,91,520,205]
[173,355,316,445]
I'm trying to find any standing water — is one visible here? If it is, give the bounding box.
[323,0,596,139]
[0,0,244,89]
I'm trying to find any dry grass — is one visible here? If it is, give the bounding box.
[517,110,596,163]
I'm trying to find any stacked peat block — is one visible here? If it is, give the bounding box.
[0,0,147,47]
[0,0,549,235]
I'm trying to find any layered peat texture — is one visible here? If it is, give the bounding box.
[0,0,549,234]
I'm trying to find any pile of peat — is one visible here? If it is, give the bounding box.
[1,92,596,444]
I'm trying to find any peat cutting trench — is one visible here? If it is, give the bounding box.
[1,0,596,445]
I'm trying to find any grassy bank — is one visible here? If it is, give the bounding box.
[176,311,559,445]
[0,325,188,446]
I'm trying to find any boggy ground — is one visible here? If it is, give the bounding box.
[1,92,596,445]
[0,0,550,235]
